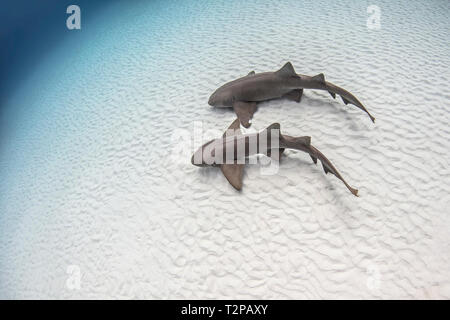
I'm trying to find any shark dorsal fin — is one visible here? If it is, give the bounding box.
[312,73,326,84]
[266,122,280,131]
[221,164,244,190]
[223,118,242,137]
[264,123,281,139]
[247,71,255,76]
[275,62,297,77]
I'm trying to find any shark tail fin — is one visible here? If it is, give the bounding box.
[308,145,359,196]
[265,123,282,140]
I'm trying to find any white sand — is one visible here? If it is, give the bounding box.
[0,0,449,299]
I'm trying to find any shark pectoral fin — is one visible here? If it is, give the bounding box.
[220,164,245,190]
[223,118,242,137]
[232,101,257,128]
[282,89,303,102]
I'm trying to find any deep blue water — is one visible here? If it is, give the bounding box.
[0,0,118,143]
[0,0,114,94]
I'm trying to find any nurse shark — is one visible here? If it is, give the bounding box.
[208,62,375,127]
[191,119,358,196]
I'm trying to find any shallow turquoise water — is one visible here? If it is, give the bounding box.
[0,0,449,299]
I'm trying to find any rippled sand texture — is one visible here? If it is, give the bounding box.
[0,0,449,299]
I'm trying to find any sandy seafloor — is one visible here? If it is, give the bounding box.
[0,0,449,299]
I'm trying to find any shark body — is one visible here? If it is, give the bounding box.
[208,62,375,127]
[191,119,358,196]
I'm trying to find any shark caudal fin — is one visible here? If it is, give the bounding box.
[300,72,375,123]
[308,145,359,196]
[323,80,375,123]
[277,133,357,196]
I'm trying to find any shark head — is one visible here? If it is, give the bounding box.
[208,87,233,107]
[191,139,217,167]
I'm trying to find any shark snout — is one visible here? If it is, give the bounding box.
[191,151,208,167]
[191,153,199,166]
[208,89,224,106]
[208,94,215,106]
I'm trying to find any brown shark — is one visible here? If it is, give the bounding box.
[191,119,358,196]
[208,62,375,127]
